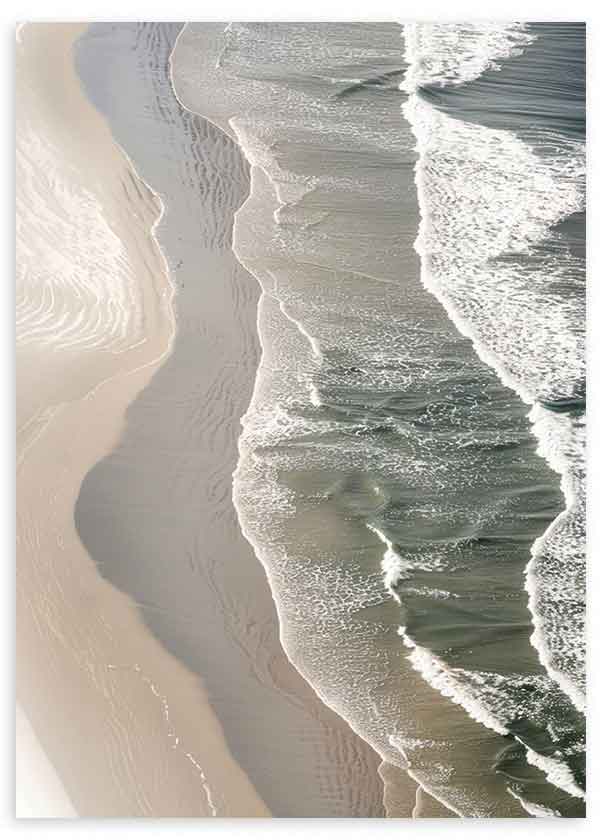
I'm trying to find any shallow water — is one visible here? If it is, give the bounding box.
[172,22,585,816]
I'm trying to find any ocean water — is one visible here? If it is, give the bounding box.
[172,22,585,816]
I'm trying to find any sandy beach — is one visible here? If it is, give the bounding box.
[73,22,389,818]
[17,22,389,818]
[16,23,267,817]
[16,21,585,820]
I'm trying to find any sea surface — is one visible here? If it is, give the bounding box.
[172,22,586,817]
[74,22,585,817]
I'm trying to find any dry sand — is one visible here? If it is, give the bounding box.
[16,704,77,817]
[16,22,268,817]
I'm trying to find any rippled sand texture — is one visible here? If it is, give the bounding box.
[73,23,386,818]
[17,23,267,816]
[16,24,171,459]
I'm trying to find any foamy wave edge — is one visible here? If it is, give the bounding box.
[400,19,585,799]
[169,21,583,815]
[168,21,478,818]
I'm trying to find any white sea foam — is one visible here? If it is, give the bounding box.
[401,634,509,736]
[401,633,586,800]
[173,21,584,816]
[402,94,584,406]
[401,22,535,92]
[522,746,584,801]
[402,26,586,715]
[278,300,323,362]
[367,524,412,603]
[526,407,585,710]
[508,789,560,818]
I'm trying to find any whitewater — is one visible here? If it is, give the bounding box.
[401,20,585,723]
[170,21,586,816]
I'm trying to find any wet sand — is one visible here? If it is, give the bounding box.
[73,23,389,818]
[16,23,267,817]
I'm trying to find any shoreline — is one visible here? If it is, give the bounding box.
[72,22,388,818]
[16,21,583,819]
[168,21,585,817]
[170,22,475,817]
[16,23,268,817]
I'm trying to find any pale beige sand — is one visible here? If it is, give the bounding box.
[16,704,76,817]
[16,23,268,817]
